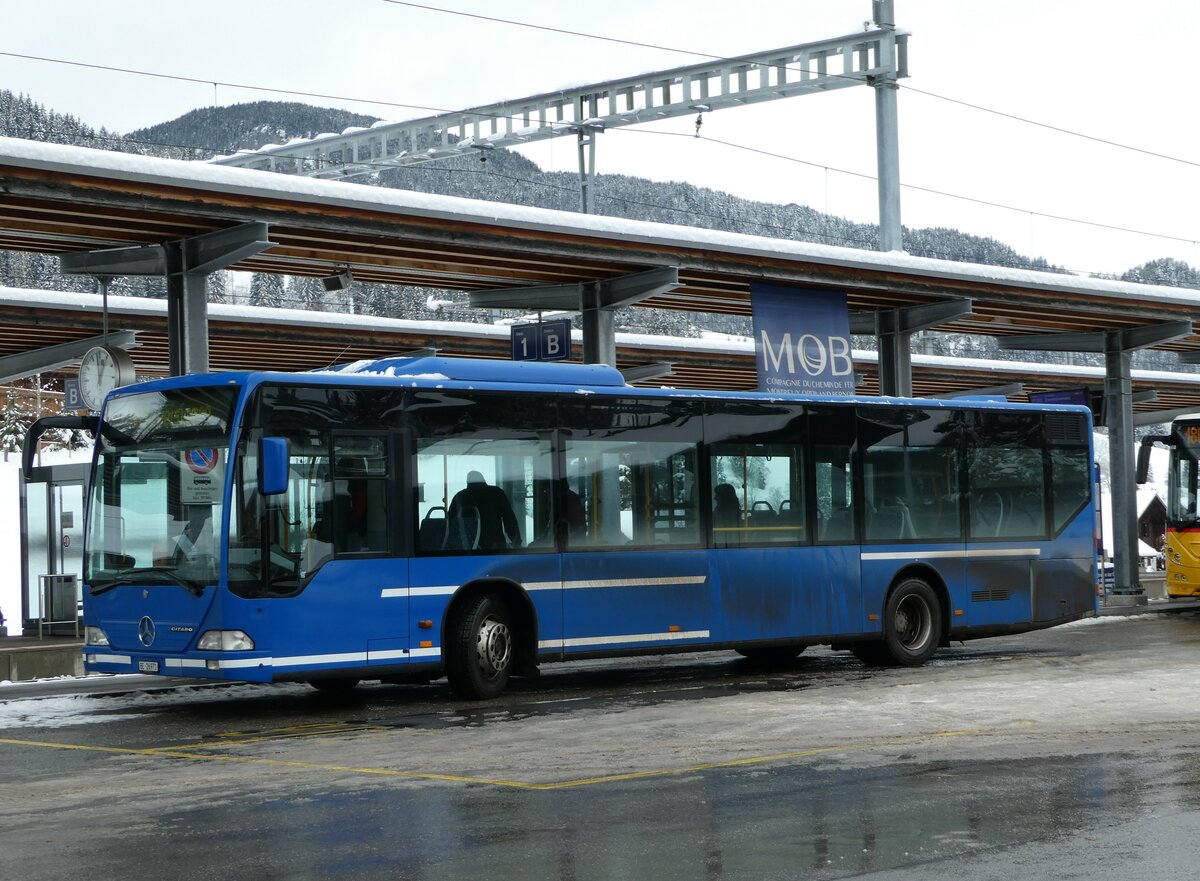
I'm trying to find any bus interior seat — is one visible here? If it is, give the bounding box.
[778,499,799,526]
[419,506,448,552]
[445,505,481,550]
[1003,490,1043,536]
[748,500,776,526]
[822,506,853,541]
[974,490,1005,537]
[869,502,915,541]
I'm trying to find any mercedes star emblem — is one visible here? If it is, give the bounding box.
[138,616,156,648]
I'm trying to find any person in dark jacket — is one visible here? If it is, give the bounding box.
[449,470,522,550]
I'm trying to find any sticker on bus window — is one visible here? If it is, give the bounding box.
[180,448,224,505]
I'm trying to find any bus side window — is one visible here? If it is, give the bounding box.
[414,436,552,554]
[810,406,857,544]
[566,439,700,548]
[1047,413,1091,534]
[709,444,803,546]
[968,412,1047,539]
[331,435,390,555]
[860,407,962,543]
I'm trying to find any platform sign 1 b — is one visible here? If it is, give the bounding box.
[511,319,572,362]
[63,378,85,411]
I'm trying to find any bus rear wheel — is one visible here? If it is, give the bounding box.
[853,579,941,667]
[447,594,514,700]
[882,578,940,666]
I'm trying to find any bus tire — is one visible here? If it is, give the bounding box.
[735,645,805,664]
[447,594,513,700]
[881,578,941,666]
[308,677,360,693]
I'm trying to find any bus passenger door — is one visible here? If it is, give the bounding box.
[558,440,711,654]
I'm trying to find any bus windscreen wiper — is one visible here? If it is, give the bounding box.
[91,567,206,597]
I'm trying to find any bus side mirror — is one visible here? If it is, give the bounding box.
[259,437,290,495]
[1136,435,1170,485]
[23,415,98,479]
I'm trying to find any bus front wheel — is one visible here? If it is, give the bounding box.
[447,594,514,700]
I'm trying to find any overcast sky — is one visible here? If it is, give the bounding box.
[2,0,1197,277]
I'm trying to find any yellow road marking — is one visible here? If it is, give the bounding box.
[0,723,1034,792]
[147,724,387,752]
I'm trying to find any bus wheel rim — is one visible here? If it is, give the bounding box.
[895,594,932,650]
[475,615,512,680]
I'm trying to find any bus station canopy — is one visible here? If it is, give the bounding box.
[1,135,1200,417]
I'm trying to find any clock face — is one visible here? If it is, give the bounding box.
[78,345,135,411]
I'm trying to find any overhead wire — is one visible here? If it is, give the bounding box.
[1,13,1197,270]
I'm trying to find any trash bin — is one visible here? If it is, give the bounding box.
[38,574,80,638]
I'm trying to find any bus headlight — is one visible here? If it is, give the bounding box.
[85,626,110,646]
[197,630,255,651]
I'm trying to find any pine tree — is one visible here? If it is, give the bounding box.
[0,387,31,462]
[249,273,286,308]
[291,276,326,312]
[207,270,227,305]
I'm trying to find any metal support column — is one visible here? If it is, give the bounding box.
[872,0,904,252]
[851,299,972,397]
[60,222,273,377]
[999,319,1193,597]
[576,122,599,215]
[1105,344,1138,596]
[581,283,615,366]
[165,241,211,375]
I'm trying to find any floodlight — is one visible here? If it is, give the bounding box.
[322,268,353,291]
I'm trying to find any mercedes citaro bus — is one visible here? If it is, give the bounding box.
[27,356,1099,699]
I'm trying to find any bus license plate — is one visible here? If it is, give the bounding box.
[138,660,159,673]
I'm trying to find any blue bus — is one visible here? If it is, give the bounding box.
[30,355,1098,699]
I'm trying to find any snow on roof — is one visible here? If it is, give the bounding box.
[1099,488,1166,559]
[1136,488,1166,517]
[4,136,1200,310]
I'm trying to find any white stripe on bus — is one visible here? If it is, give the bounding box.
[273,651,368,668]
[387,576,707,599]
[861,548,1041,561]
[539,630,710,650]
[163,658,206,669]
[89,654,131,665]
[211,657,270,669]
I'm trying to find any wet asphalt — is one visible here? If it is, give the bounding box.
[3,611,1200,880]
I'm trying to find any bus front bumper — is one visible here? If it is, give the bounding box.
[83,647,274,682]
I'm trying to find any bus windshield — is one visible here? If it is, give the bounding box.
[1169,443,1200,527]
[85,386,239,594]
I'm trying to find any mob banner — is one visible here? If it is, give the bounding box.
[750,284,855,395]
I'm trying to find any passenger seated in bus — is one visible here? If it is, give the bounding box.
[869,497,915,541]
[561,481,587,539]
[449,470,522,550]
[713,483,742,544]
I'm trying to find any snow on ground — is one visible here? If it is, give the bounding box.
[0,680,312,728]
